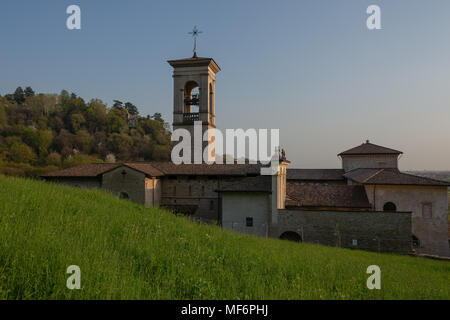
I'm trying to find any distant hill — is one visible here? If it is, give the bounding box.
[0,175,448,299]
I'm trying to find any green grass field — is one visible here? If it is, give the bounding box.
[0,176,448,300]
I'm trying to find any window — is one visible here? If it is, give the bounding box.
[412,235,420,248]
[188,185,192,196]
[422,203,432,218]
[246,217,253,227]
[383,202,396,212]
[209,200,214,210]
[173,186,176,196]
[201,186,205,196]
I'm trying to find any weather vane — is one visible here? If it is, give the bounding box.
[188,26,202,58]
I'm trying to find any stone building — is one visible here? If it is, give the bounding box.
[42,54,449,257]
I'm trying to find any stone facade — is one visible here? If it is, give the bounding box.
[270,210,412,254]
[364,184,448,256]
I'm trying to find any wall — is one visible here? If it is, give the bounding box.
[145,178,161,207]
[341,154,398,172]
[222,192,270,237]
[101,166,146,205]
[364,184,449,256]
[270,210,412,254]
[160,176,221,222]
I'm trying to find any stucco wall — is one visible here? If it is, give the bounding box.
[270,210,412,254]
[364,185,448,256]
[102,166,146,205]
[341,154,398,172]
[144,178,161,207]
[222,192,270,237]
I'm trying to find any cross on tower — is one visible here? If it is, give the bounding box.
[188,26,202,58]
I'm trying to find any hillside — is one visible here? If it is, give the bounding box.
[0,176,448,300]
[0,87,172,178]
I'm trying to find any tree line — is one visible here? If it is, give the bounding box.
[0,87,172,177]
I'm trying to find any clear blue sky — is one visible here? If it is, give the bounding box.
[1,0,449,170]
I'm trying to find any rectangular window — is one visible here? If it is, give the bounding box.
[422,203,432,218]
[246,217,253,227]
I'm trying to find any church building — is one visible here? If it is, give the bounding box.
[42,54,449,257]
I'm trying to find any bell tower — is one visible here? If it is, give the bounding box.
[168,56,220,163]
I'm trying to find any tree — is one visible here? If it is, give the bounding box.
[112,100,124,109]
[9,142,36,163]
[0,103,6,127]
[124,102,139,116]
[152,113,163,122]
[46,152,61,166]
[70,113,86,132]
[24,87,35,98]
[13,87,25,104]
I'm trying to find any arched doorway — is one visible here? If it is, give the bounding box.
[279,231,302,242]
[118,192,129,200]
[412,235,420,248]
[383,202,397,212]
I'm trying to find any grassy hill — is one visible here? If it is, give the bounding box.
[0,176,448,300]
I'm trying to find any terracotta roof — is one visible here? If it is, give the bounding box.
[338,141,403,156]
[42,162,264,178]
[148,162,263,176]
[124,163,164,177]
[344,168,450,186]
[287,169,344,181]
[217,175,272,193]
[286,184,371,209]
[41,163,121,177]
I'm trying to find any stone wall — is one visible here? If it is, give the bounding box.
[364,185,449,256]
[270,209,412,254]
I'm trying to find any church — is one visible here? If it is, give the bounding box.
[42,53,449,257]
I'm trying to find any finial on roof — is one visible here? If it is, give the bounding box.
[188,26,202,58]
[366,140,370,144]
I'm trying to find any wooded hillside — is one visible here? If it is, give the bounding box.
[0,87,172,177]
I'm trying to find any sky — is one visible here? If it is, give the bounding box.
[0,0,449,170]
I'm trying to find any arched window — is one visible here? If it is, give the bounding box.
[118,192,129,199]
[184,81,200,114]
[279,231,302,242]
[383,202,396,212]
[412,235,420,248]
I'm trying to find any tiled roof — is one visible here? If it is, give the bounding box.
[344,168,450,186]
[338,141,403,156]
[217,175,272,193]
[286,184,371,209]
[287,169,344,181]
[42,162,264,178]
[41,163,121,177]
[124,163,164,177]
[149,162,263,176]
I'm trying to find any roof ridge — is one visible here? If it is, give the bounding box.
[363,169,385,183]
